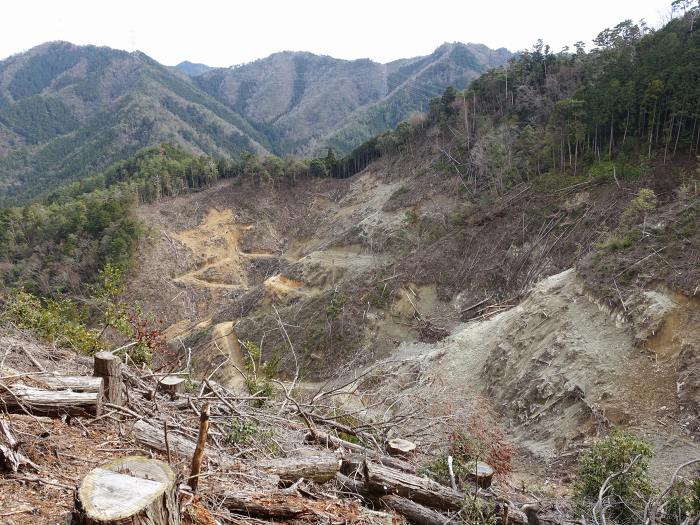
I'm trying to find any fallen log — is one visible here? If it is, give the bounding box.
[93,351,123,406]
[133,419,199,460]
[307,430,415,473]
[220,490,380,522]
[1,384,101,417]
[336,473,451,525]
[40,376,103,394]
[363,460,464,511]
[335,472,372,499]
[134,420,334,484]
[258,454,341,484]
[380,494,451,525]
[71,456,179,525]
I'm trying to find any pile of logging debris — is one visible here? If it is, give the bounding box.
[0,331,565,525]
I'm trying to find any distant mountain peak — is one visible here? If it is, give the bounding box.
[174,60,213,77]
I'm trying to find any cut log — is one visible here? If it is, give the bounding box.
[158,376,185,396]
[220,490,362,521]
[134,419,198,460]
[0,418,38,472]
[380,494,451,525]
[71,456,179,525]
[1,384,101,417]
[468,461,494,489]
[386,438,416,457]
[307,430,415,473]
[258,454,341,484]
[336,473,450,525]
[363,460,464,511]
[93,351,123,406]
[40,376,104,394]
[335,472,372,499]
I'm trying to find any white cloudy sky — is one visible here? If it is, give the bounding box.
[2,0,675,66]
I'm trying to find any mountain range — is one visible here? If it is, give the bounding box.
[0,41,510,203]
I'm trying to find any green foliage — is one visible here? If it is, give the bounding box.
[574,429,654,523]
[225,417,258,445]
[1,289,104,354]
[665,479,700,525]
[460,498,498,525]
[241,340,278,403]
[325,293,347,319]
[0,96,79,144]
[620,188,657,227]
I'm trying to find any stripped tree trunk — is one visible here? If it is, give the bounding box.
[94,352,123,406]
[1,384,101,417]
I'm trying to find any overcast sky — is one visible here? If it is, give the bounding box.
[2,0,675,66]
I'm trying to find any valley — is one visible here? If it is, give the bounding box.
[1,5,699,524]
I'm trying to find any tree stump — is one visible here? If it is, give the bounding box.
[158,376,185,397]
[467,461,494,488]
[94,352,123,406]
[71,456,180,525]
[386,438,416,457]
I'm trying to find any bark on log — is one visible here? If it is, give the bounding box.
[40,376,104,394]
[71,456,179,525]
[220,490,366,522]
[133,419,199,461]
[307,430,416,473]
[335,472,372,499]
[258,454,341,484]
[363,460,465,511]
[336,473,450,525]
[93,352,123,406]
[188,402,210,492]
[158,376,185,397]
[1,384,101,417]
[380,494,451,525]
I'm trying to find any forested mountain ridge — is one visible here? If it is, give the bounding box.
[0,41,270,204]
[195,43,511,155]
[0,41,509,204]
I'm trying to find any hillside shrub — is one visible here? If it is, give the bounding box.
[574,429,654,523]
[1,289,104,354]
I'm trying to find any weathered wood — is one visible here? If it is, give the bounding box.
[1,384,101,417]
[158,376,185,397]
[258,454,341,484]
[335,472,372,499]
[134,419,197,459]
[363,460,465,511]
[336,473,450,525]
[380,494,451,525]
[468,461,494,489]
[387,438,416,457]
[307,430,416,473]
[41,376,104,394]
[93,352,123,406]
[220,490,363,521]
[0,418,38,472]
[71,456,179,525]
[188,402,210,492]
